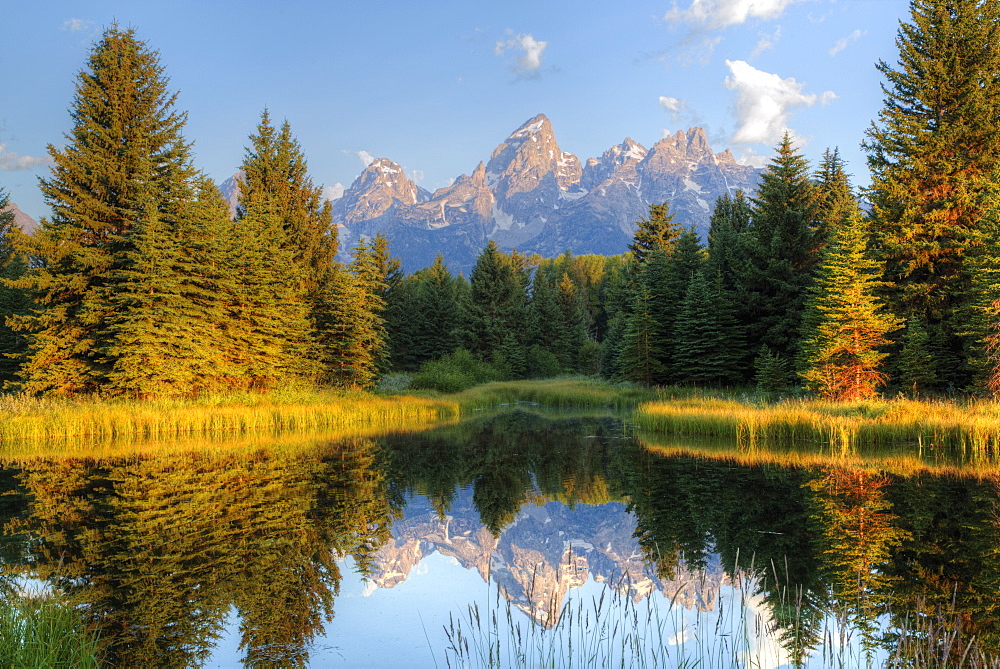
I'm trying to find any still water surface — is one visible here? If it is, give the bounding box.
[2,409,999,667]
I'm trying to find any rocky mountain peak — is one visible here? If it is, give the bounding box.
[1,201,38,233]
[332,114,761,272]
[334,158,420,222]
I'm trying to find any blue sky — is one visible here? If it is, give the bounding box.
[3,0,904,224]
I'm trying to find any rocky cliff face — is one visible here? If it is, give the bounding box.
[333,114,760,271]
[1,201,38,233]
[367,489,733,628]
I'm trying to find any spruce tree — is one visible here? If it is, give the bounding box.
[743,134,821,363]
[673,270,743,386]
[798,197,900,401]
[227,201,317,387]
[554,272,588,371]
[864,0,1000,390]
[319,239,387,388]
[237,111,338,382]
[706,191,753,381]
[629,202,684,264]
[964,177,1000,395]
[706,190,752,294]
[467,241,529,360]
[897,314,937,396]
[0,189,30,383]
[618,284,666,385]
[415,255,464,363]
[9,26,198,395]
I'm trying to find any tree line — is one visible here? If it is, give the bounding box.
[2,0,1000,400]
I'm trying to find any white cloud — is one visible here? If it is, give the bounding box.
[410,169,425,184]
[0,144,51,171]
[829,29,864,56]
[356,150,375,167]
[750,26,781,59]
[736,147,770,168]
[658,96,685,112]
[61,18,94,32]
[495,32,548,77]
[723,59,835,145]
[322,183,345,201]
[665,0,797,30]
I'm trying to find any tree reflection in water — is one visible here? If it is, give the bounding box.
[2,411,1000,666]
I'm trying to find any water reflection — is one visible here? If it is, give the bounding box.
[1,410,1000,666]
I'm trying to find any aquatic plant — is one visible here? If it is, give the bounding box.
[0,591,101,668]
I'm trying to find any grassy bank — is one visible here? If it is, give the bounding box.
[635,395,1000,452]
[0,387,459,449]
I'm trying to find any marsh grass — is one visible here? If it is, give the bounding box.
[442,560,1000,669]
[0,387,458,450]
[0,590,100,668]
[635,396,1000,454]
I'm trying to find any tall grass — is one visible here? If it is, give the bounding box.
[0,591,101,668]
[635,395,1000,454]
[442,561,1000,669]
[0,387,458,450]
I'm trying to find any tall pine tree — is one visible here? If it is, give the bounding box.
[743,133,821,367]
[0,189,31,383]
[9,26,199,395]
[798,184,900,401]
[864,0,1000,390]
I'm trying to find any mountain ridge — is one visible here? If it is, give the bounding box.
[332,114,761,271]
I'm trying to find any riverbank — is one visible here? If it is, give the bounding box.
[5,378,1000,457]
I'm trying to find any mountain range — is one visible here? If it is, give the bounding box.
[329,114,762,272]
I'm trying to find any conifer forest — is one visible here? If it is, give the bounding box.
[1,0,1000,404]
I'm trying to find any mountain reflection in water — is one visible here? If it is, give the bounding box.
[1,408,999,667]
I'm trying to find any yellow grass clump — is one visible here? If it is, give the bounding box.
[0,387,459,452]
[635,395,1000,454]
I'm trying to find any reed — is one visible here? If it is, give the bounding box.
[0,387,459,450]
[0,591,101,668]
[442,561,1000,669]
[635,395,1000,454]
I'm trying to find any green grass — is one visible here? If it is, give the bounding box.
[0,591,101,668]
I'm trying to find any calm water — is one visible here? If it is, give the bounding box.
[2,409,999,667]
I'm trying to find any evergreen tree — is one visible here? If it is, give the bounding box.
[673,270,743,386]
[415,255,464,363]
[706,191,753,381]
[0,189,30,383]
[467,241,529,360]
[9,26,198,395]
[706,190,752,294]
[618,284,666,385]
[864,0,1000,390]
[897,314,937,396]
[629,202,683,264]
[554,272,588,371]
[964,178,1000,395]
[658,230,705,381]
[798,193,901,401]
[227,201,317,387]
[237,111,337,381]
[321,237,388,388]
[743,134,821,363]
